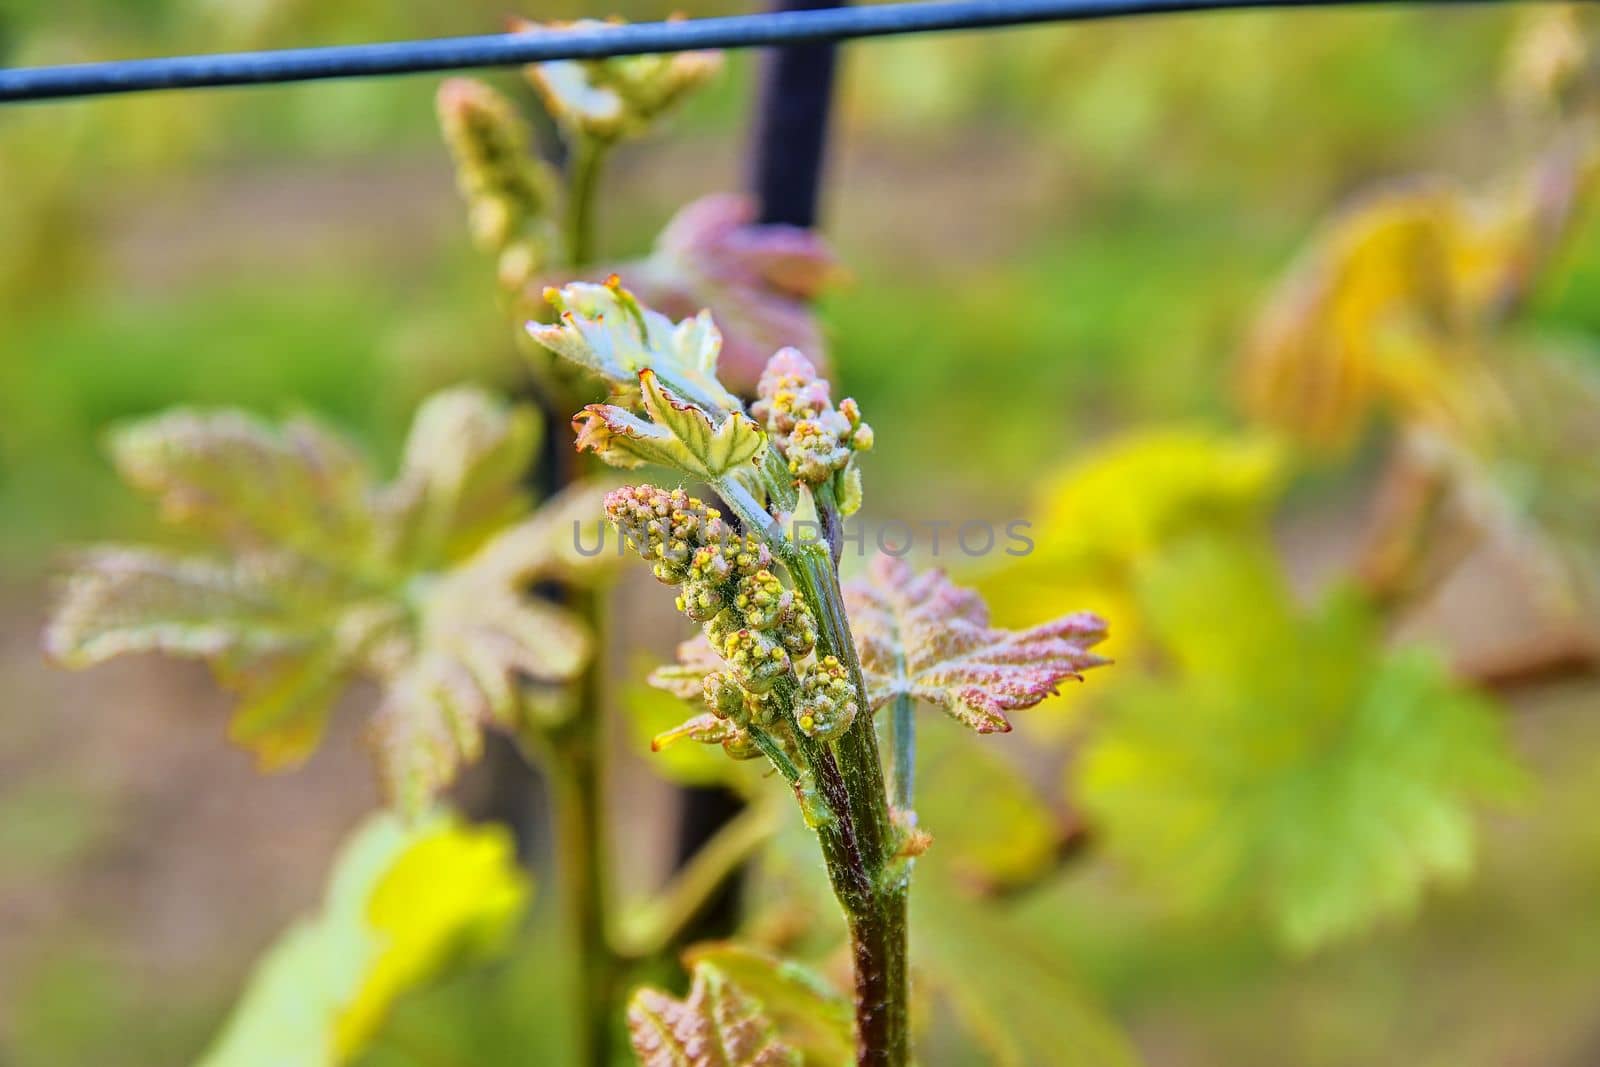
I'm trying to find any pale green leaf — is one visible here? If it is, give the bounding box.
[372,568,590,814]
[529,280,742,415]
[110,409,383,574]
[466,480,621,587]
[44,547,341,667]
[47,389,593,808]
[1078,540,1523,951]
[198,811,530,1067]
[575,369,766,480]
[44,548,387,770]
[627,961,801,1067]
[385,386,540,567]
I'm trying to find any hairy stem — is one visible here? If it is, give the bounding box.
[720,473,908,1065]
[796,549,909,1067]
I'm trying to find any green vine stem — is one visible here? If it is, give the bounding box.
[889,692,915,813]
[536,137,619,1066]
[565,135,609,268]
[718,476,910,1066]
[527,590,621,1067]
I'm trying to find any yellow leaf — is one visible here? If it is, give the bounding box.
[1240,183,1515,451]
[199,812,531,1067]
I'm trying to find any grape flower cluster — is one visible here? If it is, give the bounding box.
[752,348,873,501]
[608,485,855,767]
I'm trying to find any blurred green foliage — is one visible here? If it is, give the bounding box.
[1080,538,1522,951]
[200,812,530,1066]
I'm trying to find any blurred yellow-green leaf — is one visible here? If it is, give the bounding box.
[198,811,531,1067]
[915,716,1061,891]
[979,426,1283,724]
[1077,539,1524,951]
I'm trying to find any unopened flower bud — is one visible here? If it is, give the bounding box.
[794,655,859,740]
[718,626,791,693]
[702,671,747,722]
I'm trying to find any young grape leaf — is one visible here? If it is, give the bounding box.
[198,811,530,1067]
[530,279,742,416]
[111,409,384,574]
[382,385,542,567]
[680,943,853,1066]
[573,369,766,479]
[627,960,801,1067]
[45,388,600,810]
[371,569,591,813]
[843,554,1109,733]
[1077,539,1523,951]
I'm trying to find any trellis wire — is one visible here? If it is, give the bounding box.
[0,0,1534,104]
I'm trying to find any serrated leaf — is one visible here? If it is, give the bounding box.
[44,547,388,769]
[384,385,541,566]
[198,811,530,1067]
[372,572,590,812]
[47,389,596,810]
[575,369,766,480]
[627,961,801,1067]
[110,410,383,573]
[680,944,853,1067]
[466,479,622,586]
[1077,539,1523,951]
[530,279,742,416]
[844,555,1109,733]
[45,547,343,667]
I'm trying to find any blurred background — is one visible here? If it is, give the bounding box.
[3,2,1599,1065]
